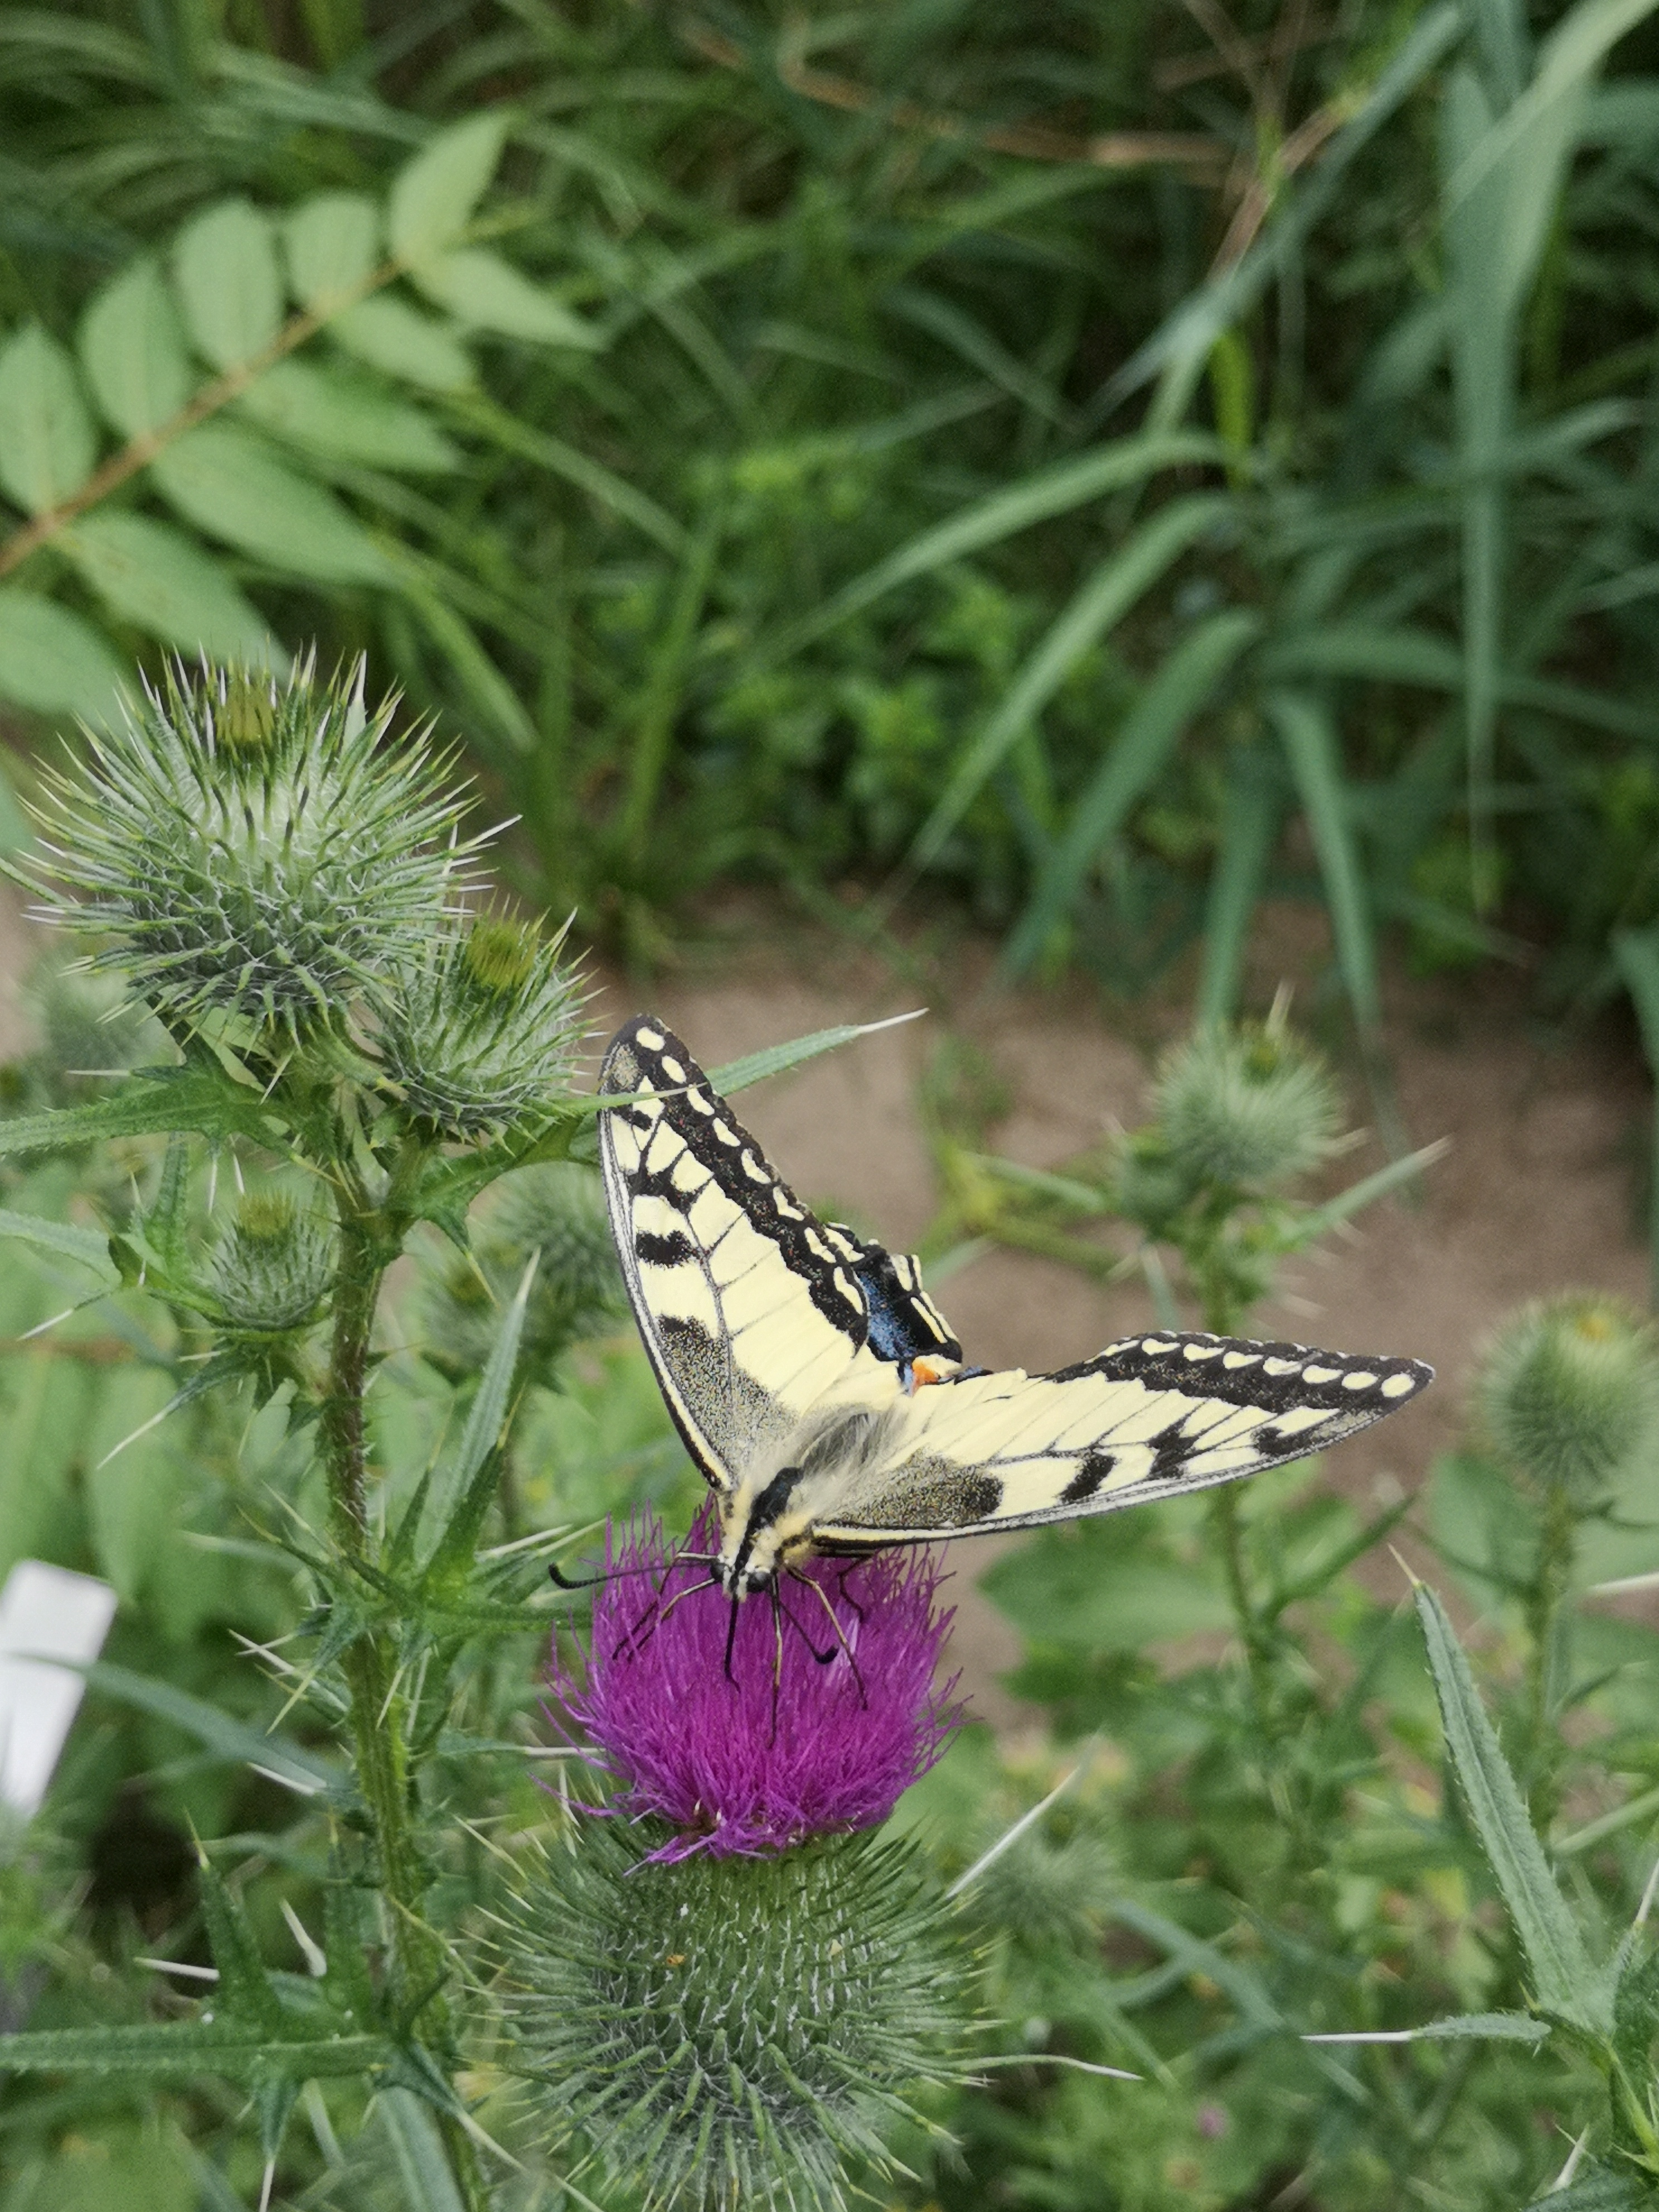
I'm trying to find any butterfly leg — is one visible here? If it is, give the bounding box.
[786,1564,868,1709]
[834,1561,867,1626]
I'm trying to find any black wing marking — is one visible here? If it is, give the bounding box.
[812,1328,1434,1545]
[827,1225,963,1383]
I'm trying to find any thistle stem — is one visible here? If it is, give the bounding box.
[319,1198,489,2212]
[1524,1481,1577,1831]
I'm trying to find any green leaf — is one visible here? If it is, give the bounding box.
[193,1846,284,2033]
[707,1010,925,1099]
[237,358,457,472]
[0,1206,117,1282]
[149,421,394,585]
[61,511,274,658]
[284,190,380,311]
[79,1658,345,1797]
[375,2088,468,2212]
[1003,605,1259,973]
[0,2021,390,2080]
[389,111,510,266]
[0,324,96,515]
[424,1257,534,1576]
[769,431,1224,663]
[1413,1582,1608,2030]
[910,494,1234,879]
[1304,2010,1550,2044]
[172,199,283,373]
[77,259,193,439]
[409,248,598,348]
[329,298,474,391]
[1268,690,1380,1035]
[0,1068,284,1156]
[0,589,123,724]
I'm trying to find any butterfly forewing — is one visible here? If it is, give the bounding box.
[598,1017,910,1491]
[811,1330,1433,1546]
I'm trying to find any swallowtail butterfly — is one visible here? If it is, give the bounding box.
[599,1016,1432,1602]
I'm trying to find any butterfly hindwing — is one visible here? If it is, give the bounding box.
[811,1329,1433,1547]
[598,1017,919,1491]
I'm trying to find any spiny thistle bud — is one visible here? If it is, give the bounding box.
[419,1167,624,1381]
[210,1191,334,1334]
[377,913,585,1139]
[25,953,162,1085]
[971,1820,1114,1953]
[499,1821,970,2211]
[23,657,474,1037]
[1153,1017,1341,1190]
[554,1509,960,1860]
[1478,1293,1659,1507]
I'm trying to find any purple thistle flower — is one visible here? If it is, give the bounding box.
[551,1507,962,1861]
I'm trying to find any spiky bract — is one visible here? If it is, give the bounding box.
[1154,1020,1341,1190]
[377,913,586,1138]
[1479,1293,1659,1506]
[25,659,472,1036]
[499,1821,970,2212]
[211,1192,334,1333]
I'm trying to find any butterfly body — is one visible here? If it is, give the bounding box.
[598,1015,1433,1602]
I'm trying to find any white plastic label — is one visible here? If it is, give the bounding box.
[0,1560,117,1818]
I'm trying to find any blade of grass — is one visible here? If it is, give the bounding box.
[1196,741,1282,1025]
[759,431,1223,667]
[1002,606,1259,976]
[906,492,1232,886]
[1267,690,1380,1035]
[1613,921,1659,1307]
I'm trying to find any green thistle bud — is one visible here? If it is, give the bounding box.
[23,656,474,1037]
[971,1822,1114,1953]
[419,1169,622,1381]
[211,1192,334,1334]
[499,1823,969,2211]
[25,953,162,1085]
[1153,1018,1341,1190]
[378,913,586,1139]
[1479,1293,1659,1507]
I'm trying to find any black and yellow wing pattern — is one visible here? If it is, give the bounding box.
[598,1016,1432,1546]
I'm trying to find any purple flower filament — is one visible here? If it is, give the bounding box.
[552,1508,961,1862]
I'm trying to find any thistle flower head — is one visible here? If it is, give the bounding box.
[1153,1016,1341,1190]
[210,1190,334,1334]
[377,911,586,1139]
[24,657,473,1038]
[552,1508,961,1861]
[500,1820,969,2211]
[1479,1293,1659,1507]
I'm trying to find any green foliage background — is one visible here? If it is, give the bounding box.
[6,0,1659,1018]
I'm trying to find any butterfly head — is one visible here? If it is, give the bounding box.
[715,1401,904,1598]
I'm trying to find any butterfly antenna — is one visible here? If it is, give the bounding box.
[549,1550,721,1592]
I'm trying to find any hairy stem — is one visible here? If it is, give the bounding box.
[1524,1481,1577,1832]
[319,1196,489,2212]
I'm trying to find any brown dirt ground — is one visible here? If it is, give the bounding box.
[3,883,1650,1728]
